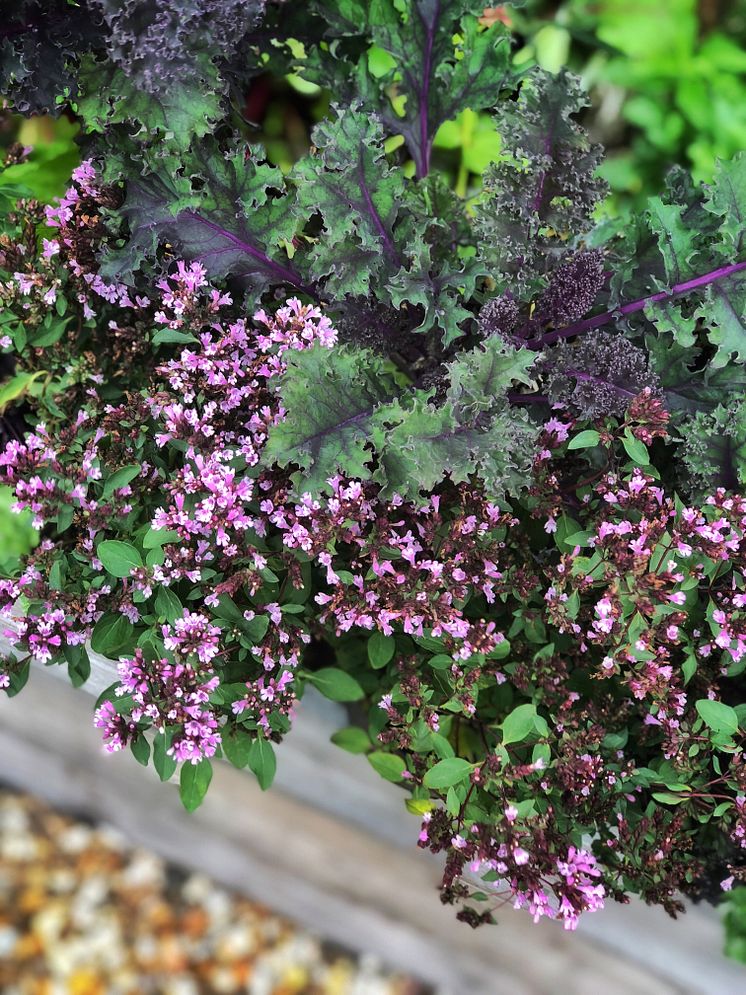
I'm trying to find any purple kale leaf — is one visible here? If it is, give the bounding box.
[475,70,607,293]
[307,0,513,178]
[541,331,660,419]
[101,139,304,293]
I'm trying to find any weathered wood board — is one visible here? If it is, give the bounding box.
[0,634,744,994]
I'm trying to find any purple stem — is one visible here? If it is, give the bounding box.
[357,152,402,267]
[508,392,549,405]
[566,370,635,397]
[533,259,746,349]
[415,1,439,180]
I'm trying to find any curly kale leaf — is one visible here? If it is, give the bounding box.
[307,0,513,178]
[0,0,99,113]
[681,402,746,495]
[378,337,537,495]
[291,109,406,298]
[112,111,481,342]
[75,53,224,152]
[475,69,606,294]
[292,111,484,339]
[388,235,484,346]
[89,0,265,94]
[0,0,266,147]
[263,336,536,498]
[263,346,399,493]
[703,152,746,259]
[542,331,660,419]
[537,154,746,377]
[377,338,537,495]
[695,270,746,367]
[101,140,303,292]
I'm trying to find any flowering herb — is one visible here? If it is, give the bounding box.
[2,2,746,936]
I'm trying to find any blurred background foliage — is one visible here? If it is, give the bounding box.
[245,0,746,212]
[517,0,746,211]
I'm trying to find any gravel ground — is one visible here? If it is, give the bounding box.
[0,790,430,995]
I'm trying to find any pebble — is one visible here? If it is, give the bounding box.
[0,791,430,994]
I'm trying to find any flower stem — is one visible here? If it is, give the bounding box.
[534,259,746,348]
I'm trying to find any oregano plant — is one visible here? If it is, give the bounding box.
[2,0,746,934]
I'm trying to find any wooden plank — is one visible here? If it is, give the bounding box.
[1,625,744,992]
[0,668,678,995]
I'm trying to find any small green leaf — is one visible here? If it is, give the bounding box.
[154,586,183,623]
[210,596,244,622]
[130,734,151,767]
[143,527,181,549]
[90,613,135,657]
[152,327,198,346]
[368,751,406,782]
[222,727,253,769]
[696,698,739,736]
[682,654,697,684]
[0,370,47,413]
[446,785,461,816]
[248,737,276,790]
[427,654,453,670]
[501,703,539,745]
[331,726,371,754]
[306,667,365,702]
[48,557,65,592]
[423,757,473,789]
[64,644,90,688]
[652,791,689,805]
[102,464,141,499]
[567,430,600,450]
[97,540,143,578]
[57,504,75,533]
[30,317,68,347]
[5,658,30,697]
[243,614,269,642]
[152,732,177,782]
[405,798,434,816]
[179,759,213,811]
[621,430,650,465]
[368,631,396,669]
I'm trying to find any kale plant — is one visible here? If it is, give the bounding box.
[3,0,746,937]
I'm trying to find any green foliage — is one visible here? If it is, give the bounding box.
[0,487,36,573]
[307,0,514,178]
[519,0,746,207]
[179,758,213,811]
[248,737,276,790]
[264,336,536,498]
[6,0,746,945]
[724,887,746,963]
[96,540,143,578]
[306,666,365,702]
[0,0,266,149]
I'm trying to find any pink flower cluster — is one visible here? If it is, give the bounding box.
[94,646,221,764]
[513,846,605,930]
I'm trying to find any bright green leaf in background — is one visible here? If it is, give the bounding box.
[180,759,213,811]
[423,757,473,790]
[306,667,365,702]
[248,737,277,790]
[97,540,143,578]
[696,699,739,737]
